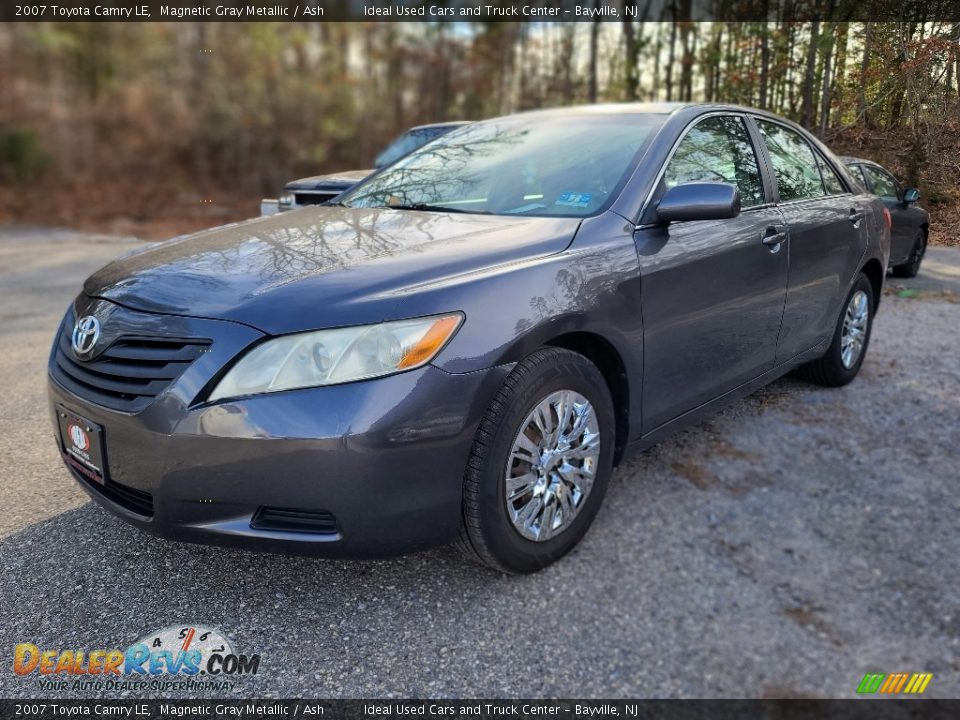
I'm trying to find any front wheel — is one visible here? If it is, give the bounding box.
[459,348,615,574]
[797,272,874,387]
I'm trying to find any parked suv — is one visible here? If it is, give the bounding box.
[843,157,929,278]
[261,121,469,215]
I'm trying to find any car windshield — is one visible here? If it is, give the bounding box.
[374,126,453,168]
[345,113,664,218]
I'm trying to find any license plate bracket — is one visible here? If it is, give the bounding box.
[56,404,107,485]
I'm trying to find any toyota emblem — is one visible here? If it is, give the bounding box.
[71,315,101,356]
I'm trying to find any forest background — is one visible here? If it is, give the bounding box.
[1,19,958,243]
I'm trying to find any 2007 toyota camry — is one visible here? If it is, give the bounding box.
[49,103,890,573]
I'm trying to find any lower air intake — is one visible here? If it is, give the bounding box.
[250,507,338,535]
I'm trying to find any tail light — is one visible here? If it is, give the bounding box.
[882,207,892,229]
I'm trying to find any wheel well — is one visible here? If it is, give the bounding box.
[861,258,885,312]
[545,332,630,465]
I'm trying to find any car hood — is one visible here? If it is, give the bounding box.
[285,169,372,190]
[84,206,582,335]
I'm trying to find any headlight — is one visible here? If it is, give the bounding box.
[278,193,295,208]
[209,313,463,402]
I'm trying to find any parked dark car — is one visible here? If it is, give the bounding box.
[261,121,469,215]
[843,157,929,278]
[50,104,889,573]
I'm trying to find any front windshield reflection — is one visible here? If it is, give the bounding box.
[345,114,664,219]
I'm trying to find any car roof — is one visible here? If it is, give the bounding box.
[480,102,841,126]
[408,121,471,131]
[839,155,882,167]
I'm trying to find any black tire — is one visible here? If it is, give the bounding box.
[891,230,926,278]
[797,272,874,387]
[459,348,616,574]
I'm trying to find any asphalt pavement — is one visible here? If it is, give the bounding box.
[1,226,958,698]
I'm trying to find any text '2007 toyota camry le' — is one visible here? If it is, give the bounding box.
[49,104,890,573]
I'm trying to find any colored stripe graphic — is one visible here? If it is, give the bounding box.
[857,673,885,694]
[879,674,899,693]
[904,673,933,694]
[858,672,932,694]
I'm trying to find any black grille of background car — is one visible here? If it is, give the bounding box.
[53,327,211,413]
[294,191,340,206]
[250,507,339,535]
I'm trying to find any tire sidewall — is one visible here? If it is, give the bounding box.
[910,231,926,274]
[475,354,615,573]
[828,274,875,382]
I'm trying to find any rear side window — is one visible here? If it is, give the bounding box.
[817,155,846,195]
[663,115,765,208]
[862,165,899,200]
[756,120,825,202]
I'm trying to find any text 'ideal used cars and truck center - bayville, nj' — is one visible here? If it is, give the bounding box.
[14,4,630,19]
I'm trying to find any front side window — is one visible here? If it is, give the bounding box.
[756,120,825,202]
[346,114,664,218]
[663,116,765,208]
[862,165,900,200]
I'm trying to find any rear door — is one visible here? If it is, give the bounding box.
[635,114,789,432]
[860,164,914,264]
[753,119,868,362]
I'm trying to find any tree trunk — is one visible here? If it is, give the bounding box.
[666,4,678,101]
[818,23,835,138]
[589,2,600,103]
[759,16,770,109]
[622,3,639,101]
[949,22,960,103]
[705,23,723,103]
[679,17,695,102]
[858,22,873,126]
[801,20,820,129]
[889,22,913,128]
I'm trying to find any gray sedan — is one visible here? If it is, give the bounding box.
[49,104,889,574]
[843,156,929,278]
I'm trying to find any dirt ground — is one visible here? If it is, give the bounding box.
[0,227,957,698]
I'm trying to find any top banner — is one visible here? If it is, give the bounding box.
[2,0,959,23]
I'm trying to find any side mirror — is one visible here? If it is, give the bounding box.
[657,182,741,223]
[903,187,920,204]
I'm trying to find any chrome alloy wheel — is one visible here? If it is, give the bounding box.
[504,390,601,542]
[841,290,869,369]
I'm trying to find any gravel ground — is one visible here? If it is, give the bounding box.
[0,226,957,699]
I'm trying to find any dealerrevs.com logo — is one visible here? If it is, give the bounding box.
[13,625,260,692]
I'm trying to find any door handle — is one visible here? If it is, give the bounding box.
[761,225,788,253]
[849,209,864,227]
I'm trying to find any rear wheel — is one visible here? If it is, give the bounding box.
[797,273,874,387]
[459,348,615,574]
[891,230,926,278]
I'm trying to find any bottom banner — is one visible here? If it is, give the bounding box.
[0,700,957,720]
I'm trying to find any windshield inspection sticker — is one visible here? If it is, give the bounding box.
[555,192,592,208]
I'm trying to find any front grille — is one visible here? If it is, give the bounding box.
[53,326,211,413]
[251,507,338,535]
[294,191,340,206]
[65,453,154,517]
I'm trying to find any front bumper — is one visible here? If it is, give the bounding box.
[49,300,510,557]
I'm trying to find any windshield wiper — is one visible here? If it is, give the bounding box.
[324,200,350,207]
[380,203,491,215]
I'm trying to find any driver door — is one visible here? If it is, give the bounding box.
[635,114,789,432]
